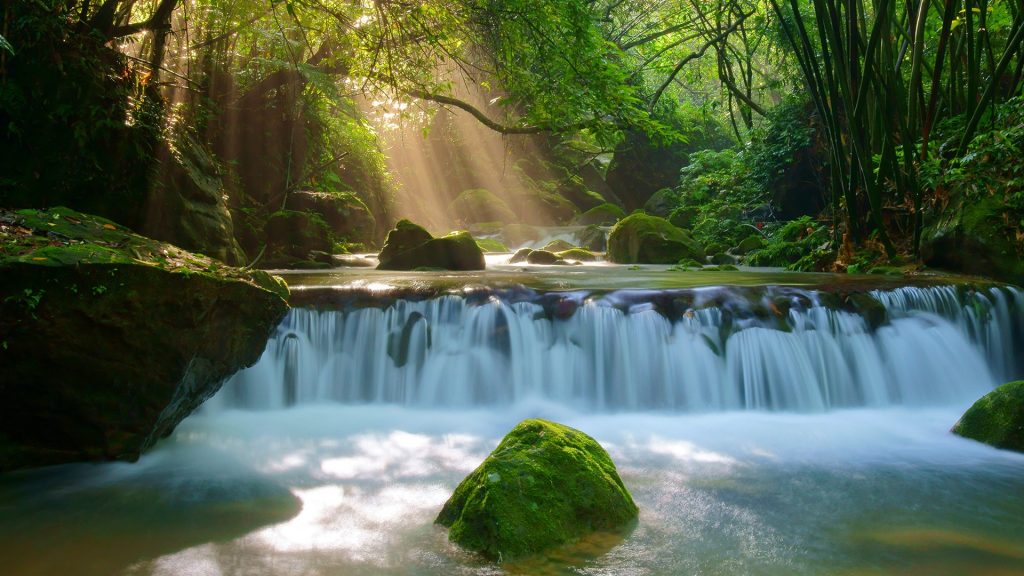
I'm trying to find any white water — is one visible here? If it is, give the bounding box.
[210,285,1023,412]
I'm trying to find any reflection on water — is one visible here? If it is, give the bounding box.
[2,405,1024,576]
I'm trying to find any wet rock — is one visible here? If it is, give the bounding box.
[952,381,1024,453]
[542,239,576,253]
[526,250,561,265]
[377,221,485,271]
[436,419,638,561]
[509,248,534,264]
[607,212,705,264]
[0,207,289,472]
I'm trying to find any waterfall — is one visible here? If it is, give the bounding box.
[209,285,1023,412]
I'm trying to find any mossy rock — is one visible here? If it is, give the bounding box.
[509,248,533,264]
[526,250,561,265]
[952,381,1024,453]
[642,188,680,218]
[450,189,517,225]
[285,191,376,244]
[476,237,510,253]
[436,419,638,561]
[845,292,888,330]
[607,213,705,264]
[575,203,626,226]
[711,252,737,265]
[556,248,599,262]
[377,224,485,271]
[735,234,767,255]
[0,207,289,472]
[542,239,576,253]
[921,197,1024,284]
[377,219,433,264]
[668,206,698,229]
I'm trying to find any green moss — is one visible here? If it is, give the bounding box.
[700,264,739,271]
[575,203,626,226]
[555,248,599,262]
[526,249,561,265]
[607,212,705,264]
[450,189,517,224]
[735,234,767,255]
[436,419,638,561]
[952,381,1024,452]
[476,238,510,253]
[542,239,576,252]
[377,227,485,271]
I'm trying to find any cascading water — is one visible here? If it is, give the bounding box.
[210,285,1023,412]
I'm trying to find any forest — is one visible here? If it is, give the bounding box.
[2,0,1022,278]
[2,1,1024,575]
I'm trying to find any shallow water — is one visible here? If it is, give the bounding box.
[2,405,1023,576]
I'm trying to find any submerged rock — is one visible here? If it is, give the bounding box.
[607,212,705,264]
[377,221,485,271]
[952,381,1024,453]
[0,207,289,472]
[436,419,638,561]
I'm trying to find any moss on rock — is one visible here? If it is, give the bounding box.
[575,203,626,226]
[526,250,561,265]
[542,239,576,253]
[436,419,638,561]
[952,381,1024,453]
[0,207,289,472]
[556,248,599,262]
[376,222,485,271]
[476,237,510,253]
[607,212,705,264]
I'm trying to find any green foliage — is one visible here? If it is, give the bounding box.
[0,33,13,55]
[747,216,830,269]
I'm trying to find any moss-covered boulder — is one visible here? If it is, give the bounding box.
[556,248,599,262]
[642,188,680,217]
[377,221,485,271]
[509,248,534,264]
[735,234,767,255]
[0,207,289,472]
[436,419,638,561]
[476,237,510,253]
[285,191,376,245]
[952,381,1024,453]
[526,250,561,265]
[922,197,1024,284]
[575,203,626,226]
[607,213,705,264]
[542,239,576,253]
[449,189,517,225]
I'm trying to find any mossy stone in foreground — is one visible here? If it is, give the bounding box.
[436,419,638,561]
[952,381,1024,453]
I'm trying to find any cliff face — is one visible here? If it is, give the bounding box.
[0,207,289,472]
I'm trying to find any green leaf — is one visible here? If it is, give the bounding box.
[0,34,13,55]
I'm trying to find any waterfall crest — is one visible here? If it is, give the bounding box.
[210,285,1023,412]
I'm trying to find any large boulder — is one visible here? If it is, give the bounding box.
[0,207,289,472]
[436,419,638,561]
[952,381,1024,453]
[922,197,1024,285]
[377,220,485,271]
[607,212,705,264]
[449,189,517,225]
[285,191,376,244]
[575,203,626,226]
[144,128,246,265]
